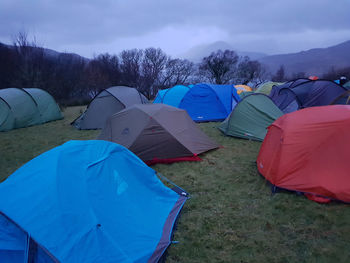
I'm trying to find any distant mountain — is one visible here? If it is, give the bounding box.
[181,41,267,62]
[42,47,89,62]
[258,40,350,76]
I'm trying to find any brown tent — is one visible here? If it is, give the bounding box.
[72,86,148,130]
[98,104,219,165]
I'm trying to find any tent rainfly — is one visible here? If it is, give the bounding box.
[257,105,350,203]
[255,81,283,95]
[178,83,240,122]
[153,85,190,107]
[0,140,188,262]
[72,86,148,130]
[0,88,63,132]
[153,88,168,103]
[98,104,220,165]
[219,94,283,141]
[269,78,348,113]
[234,84,252,94]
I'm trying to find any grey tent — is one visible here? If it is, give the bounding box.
[72,86,148,130]
[98,104,219,165]
[0,88,63,132]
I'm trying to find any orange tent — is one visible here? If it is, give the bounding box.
[257,105,350,203]
[235,84,252,94]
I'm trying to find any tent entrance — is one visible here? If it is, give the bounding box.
[0,213,58,263]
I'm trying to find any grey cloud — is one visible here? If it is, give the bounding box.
[0,0,349,56]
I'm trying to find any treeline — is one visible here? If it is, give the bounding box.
[271,65,350,82]
[0,33,266,104]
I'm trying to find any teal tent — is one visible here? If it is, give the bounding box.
[0,88,63,132]
[219,94,283,141]
[0,140,188,262]
[153,89,168,103]
[154,85,190,107]
[344,80,350,88]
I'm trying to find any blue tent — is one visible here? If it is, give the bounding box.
[0,140,188,263]
[153,85,190,107]
[270,78,348,113]
[179,83,240,122]
[153,89,168,103]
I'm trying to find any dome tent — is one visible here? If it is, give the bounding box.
[234,84,252,94]
[269,78,348,113]
[0,88,63,132]
[219,94,283,141]
[330,90,350,105]
[344,80,350,88]
[238,91,254,99]
[255,81,283,95]
[179,83,240,122]
[153,85,190,107]
[72,86,148,130]
[0,140,188,262]
[257,105,350,203]
[98,104,219,165]
[153,88,168,103]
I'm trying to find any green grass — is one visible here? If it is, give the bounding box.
[1,107,350,262]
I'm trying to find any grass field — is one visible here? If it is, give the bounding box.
[1,106,350,262]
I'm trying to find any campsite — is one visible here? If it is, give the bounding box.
[1,1,350,261]
[1,103,350,262]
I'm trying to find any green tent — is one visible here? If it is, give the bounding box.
[344,80,350,88]
[0,88,63,132]
[218,94,283,141]
[255,81,283,95]
[239,91,254,99]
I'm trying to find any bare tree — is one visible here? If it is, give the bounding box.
[0,43,18,89]
[322,66,350,80]
[119,49,143,88]
[48,53,87,101]
[79,53,121,98]
[236,56,267,86]
[94,53,120,85]
[272,65,286,82]
[160,58,195,88]
[292,71,306,79]
[140,47,168,99]
[199,49,239,84]
[12,31,46,89]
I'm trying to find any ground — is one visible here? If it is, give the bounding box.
[1,106,349,263]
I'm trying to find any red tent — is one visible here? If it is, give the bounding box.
[257,105,350,203]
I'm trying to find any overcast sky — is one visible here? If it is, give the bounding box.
[1,0,350,58]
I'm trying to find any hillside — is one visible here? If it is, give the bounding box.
[0,42,89,62]
[258,40,350,76]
